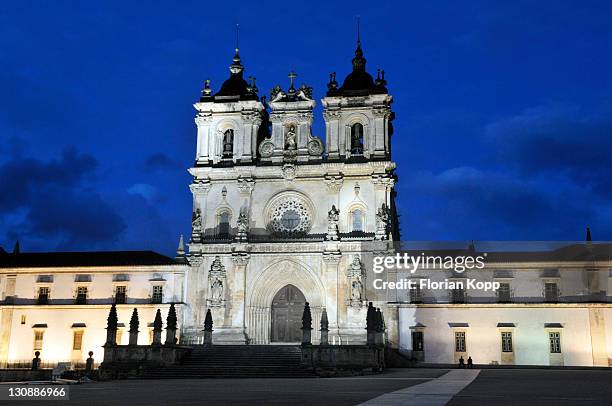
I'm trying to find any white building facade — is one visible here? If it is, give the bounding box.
[1,42,611,368]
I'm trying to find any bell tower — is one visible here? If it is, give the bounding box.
[193,48,266,166]
[322,38,393,161]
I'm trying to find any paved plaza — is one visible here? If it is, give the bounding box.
[5,368,612,406]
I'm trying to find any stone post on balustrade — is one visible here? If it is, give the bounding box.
[105,304,118,346]
[128,308,139,345]
[375,308,384,346]
[152,309,163,346]
[320,307,329,346]
[301,302,312,346]
[165,303,177,345]
[203,309,213,346]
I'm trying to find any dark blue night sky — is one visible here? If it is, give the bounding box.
[1,1,611,255]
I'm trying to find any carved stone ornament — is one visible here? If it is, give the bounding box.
[235,208,249,242]
[207,256,227,307]
[307,137,324,156]
[324,175,343,192]
[191,208,203,242]
[266,193,312,236]
[375,203,390,240]
[237,178,255,194]
[347,256,365,308]
[259,140,275,158]
[281,164,297,180]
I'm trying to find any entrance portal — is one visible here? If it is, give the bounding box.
[271,284,306,342]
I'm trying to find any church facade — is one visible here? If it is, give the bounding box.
[0,41,611,368]
[181,41,398,345]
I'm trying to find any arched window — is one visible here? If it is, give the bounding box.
[350,123,364,155]
[222,129,234,158]
[351,209,364,232]
[218,211,230,236]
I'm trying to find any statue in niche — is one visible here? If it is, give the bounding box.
[236,209,249,241]
[191,208,202,235]
[375,203,390,240]
[285,125,297,151]
[326,205,339,241]
[211,276,224,303]
[351,279,363,302]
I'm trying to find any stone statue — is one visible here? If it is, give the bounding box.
[351,279,363,302]
[236,209,249,241]
[326,205,339,241]
[211,277,223,303]
[375,204,390,240]
[192,208,202,233]
[285,126,297,151]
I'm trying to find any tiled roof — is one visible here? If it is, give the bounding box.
[0,250,180,268]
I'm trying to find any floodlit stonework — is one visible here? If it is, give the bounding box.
[0,40,611,369]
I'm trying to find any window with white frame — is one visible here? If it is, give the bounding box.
[115,285,127,304]
[218,211,231,236]
[75,286,88,304]
[350,123,364,155]
[454,331,466,352]
[501,331,513,352]
[412,331,424,351]
[33,330,44,351]
[152,285,163,303]
[497,282,511,303]
[222,129,234,158]
[351,209,364,232]
[544,282,559,302]
[37,286,50,304]
[549,332,561,353]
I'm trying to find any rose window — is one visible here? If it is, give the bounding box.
[266,195,313,235]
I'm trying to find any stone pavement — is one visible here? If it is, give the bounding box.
[358,369,480,406]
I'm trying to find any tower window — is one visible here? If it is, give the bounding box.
[350,123,364,155]
[218,211,231,236]
[222,129,234,158]
[351,209,364,232]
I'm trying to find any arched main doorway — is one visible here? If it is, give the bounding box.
[271,284,305,342]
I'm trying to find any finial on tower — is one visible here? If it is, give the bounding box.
[229,24,243,74]
[235,23,240,54]
[288,71,297,92]
[357,15,361,47]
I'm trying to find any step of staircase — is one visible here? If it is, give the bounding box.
[140,345,316,379]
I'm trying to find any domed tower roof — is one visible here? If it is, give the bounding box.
[327,39,388,97]
[200,49,259,102]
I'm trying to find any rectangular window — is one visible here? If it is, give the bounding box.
[20,315,26,325]
[409,285,422,303]
[72,330,84,351]
[75,286,88,304]
[544,282,559,302]
[37,287,50,305]
[549,332,561,353]
[152,286,163,304]
[33,330,44,351]
[497,283,511,303]
[412,331,424,351]
[451,288,465,303]
[115,286,127,304]
[116,329,123,345]
[454,331,466,352]
[501,331,513,352]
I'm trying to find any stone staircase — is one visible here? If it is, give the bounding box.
[140,345,316,379]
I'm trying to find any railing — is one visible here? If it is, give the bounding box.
[0,360,99,370]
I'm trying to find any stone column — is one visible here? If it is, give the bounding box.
[322,251,341,340]
[231,253,250,334]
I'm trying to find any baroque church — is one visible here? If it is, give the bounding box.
[182,38,398,345]
[1,39,611,368]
